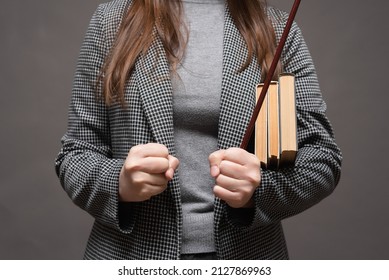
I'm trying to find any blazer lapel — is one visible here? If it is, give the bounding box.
[133,5,261,154]
[218,6,262,150]
[135,35,176,155]
[214,8,263,256]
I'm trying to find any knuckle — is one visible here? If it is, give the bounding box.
[123,162,131,172]
[162,146,170,155]
[235,192,245,202]
[217,161,227,174]
[215,175,225,186]
[154,143,169,156]
[173,157,180,167]
[208,153,216,162]
[241,187,252,198]
[125,160,141,172]
[131,174,145,186]
[161,158,170,171]
[209,149,224,162]
[253,155,261,166]
[226,147,241,157]
[247,170,260,185]
[129,144,142,155]
[229,147,240,153]
[250,156,261,168]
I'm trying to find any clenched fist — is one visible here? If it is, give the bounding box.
[119,143,179,202]
[209,148,261,208]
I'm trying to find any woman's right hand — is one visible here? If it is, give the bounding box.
[118,143,179,202]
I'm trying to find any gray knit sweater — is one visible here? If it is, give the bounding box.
[172,0,225,254]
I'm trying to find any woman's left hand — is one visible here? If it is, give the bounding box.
[209,148,261,208]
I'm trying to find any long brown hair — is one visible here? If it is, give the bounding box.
[102,0,279,105]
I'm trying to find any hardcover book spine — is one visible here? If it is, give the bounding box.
[279,73,297,168]
[267,81,280,170]
[255,83,268,168]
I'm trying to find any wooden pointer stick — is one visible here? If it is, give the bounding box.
[240,0,302,150]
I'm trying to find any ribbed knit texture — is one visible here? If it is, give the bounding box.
[172,0,225,254]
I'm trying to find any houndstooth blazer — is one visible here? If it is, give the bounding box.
[55,0,342,259]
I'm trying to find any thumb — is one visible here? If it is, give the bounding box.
[165,155,179,181]
[208,149,225,177]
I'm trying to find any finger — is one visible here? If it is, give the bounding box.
[143,183,169,196]
[213,185,245,208]
[128,157,170,174]
[168,155,180,171]
[131,172,169,187]
[133,183,168,201]
[223,147,259,166]
[130,143,169,158]
[218,160,261,185]
[208,149,226,177]
[165,155,180,180]
[215,174,244,191]
[218,160,246,180]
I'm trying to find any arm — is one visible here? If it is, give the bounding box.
[212,19,342,227]
[55,5,131,233]
[252,19,342,226]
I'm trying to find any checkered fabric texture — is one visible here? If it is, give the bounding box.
[55,0,342,259]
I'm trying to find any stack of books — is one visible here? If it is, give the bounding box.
[255,73,297,170]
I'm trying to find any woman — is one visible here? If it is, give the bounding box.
[55,0,342,259]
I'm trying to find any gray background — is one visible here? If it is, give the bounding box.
[0,0,388,259]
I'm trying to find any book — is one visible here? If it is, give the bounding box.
[267,81,280,170]
[255,83,268,169]
[254,73,297,170]
[279,73,297,167]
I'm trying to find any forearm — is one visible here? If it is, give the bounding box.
[55,135,135,233]
[225,109,341,228]
[253,109,342,225]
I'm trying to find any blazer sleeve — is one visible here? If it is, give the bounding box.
[55,5,134,234]
[237,19,342,227]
